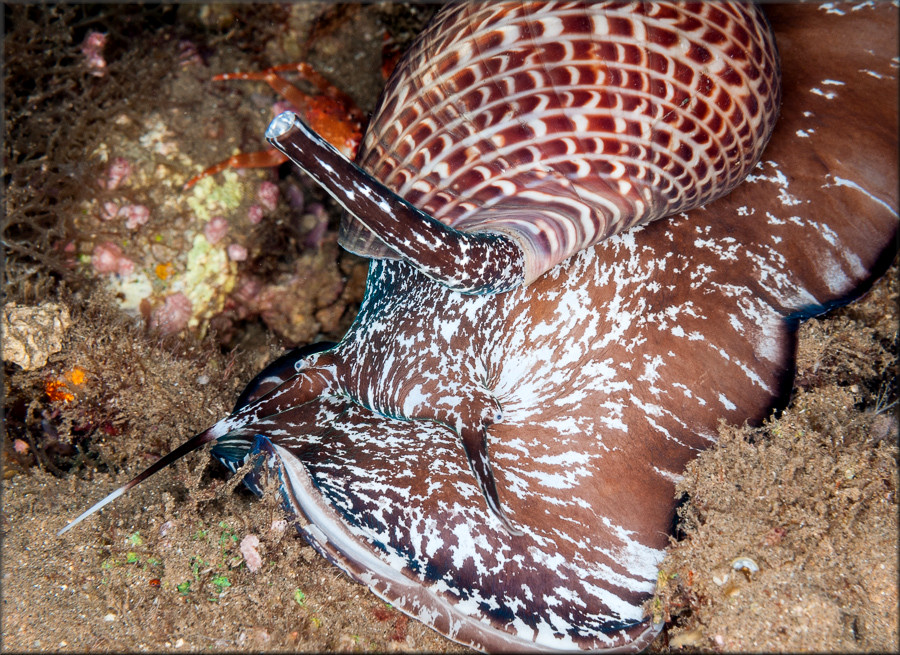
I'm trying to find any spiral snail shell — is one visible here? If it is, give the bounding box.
[268,1,780,292]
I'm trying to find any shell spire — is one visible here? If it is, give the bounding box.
[346,1,781,288]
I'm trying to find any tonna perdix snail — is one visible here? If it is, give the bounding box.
[60,2,898,652]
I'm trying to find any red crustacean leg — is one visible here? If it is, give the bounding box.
[259,63,365,158]
[185,63,364,190]
[184,149,288,190]
[268,63,362,116]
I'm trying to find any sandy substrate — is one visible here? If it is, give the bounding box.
[649,266,899,653]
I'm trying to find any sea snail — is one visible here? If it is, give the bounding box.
[268,1,780,295]
[60,1,899,653]
[261,0,779,530]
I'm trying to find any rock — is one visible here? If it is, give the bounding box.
[2,303,71,370]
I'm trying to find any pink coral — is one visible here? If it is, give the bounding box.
[233,276,263,308]
[227,244,248,261]
[204,216,229,244]
[91,242,134,276]
[150,293,192,334]
[120,204,150,229]
[100,201,119,220]
[103,157,131,190]
[247,205,264,225]
[257,181,280,212]
[81,31,107,77]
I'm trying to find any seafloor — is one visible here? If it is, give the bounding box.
[2,4,897,653]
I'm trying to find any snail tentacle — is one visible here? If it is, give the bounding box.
[57,428,218,535]
[266,112,526,295]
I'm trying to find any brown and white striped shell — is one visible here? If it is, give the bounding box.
[344,1,781,286]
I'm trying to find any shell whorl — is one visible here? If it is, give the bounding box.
[343,1,781,285]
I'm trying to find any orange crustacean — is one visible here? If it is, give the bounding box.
[184,62,365,190]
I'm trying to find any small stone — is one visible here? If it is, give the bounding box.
[103,612,117,622]
[1,302,71,370]
[731,556,760,575]
[233,277,263,307]
[286,183,304,210]
[240,534,262,572]
[670,627,704,648]
[116,257,135,276]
